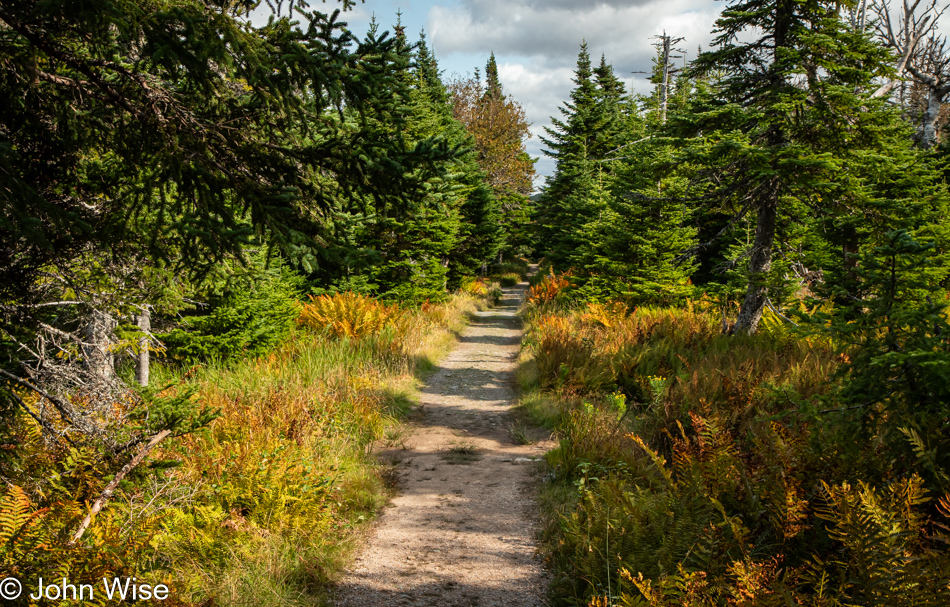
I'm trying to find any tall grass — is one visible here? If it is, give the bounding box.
[520,300,950,607]
[140,292,486,605]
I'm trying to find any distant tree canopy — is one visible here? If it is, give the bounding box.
[532,4,950,334]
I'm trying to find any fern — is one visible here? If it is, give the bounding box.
[298,292,402,339]
[900,426,950,491]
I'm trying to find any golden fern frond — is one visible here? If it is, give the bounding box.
[628,433,675,487]
[298,292,400,339]
[0,485,32,542]
[0,485,51,558]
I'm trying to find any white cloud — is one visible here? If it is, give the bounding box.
[496,62,576,179]
[429,0,718,67]
[427,0,722,182]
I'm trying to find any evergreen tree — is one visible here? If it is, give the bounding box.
[684,0,900,333]
[571,139,697,304]
[485,52,503,101]
[308,28,504,299]
[534,44,626,268]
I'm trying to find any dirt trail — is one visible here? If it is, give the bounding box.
[333,281,551,607]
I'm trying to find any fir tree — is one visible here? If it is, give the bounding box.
[535,44,626,268]
[485,52,503,101]
[685,0,898,333]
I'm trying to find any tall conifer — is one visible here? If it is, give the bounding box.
[685,0,897,333]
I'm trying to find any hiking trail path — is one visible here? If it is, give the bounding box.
[333,280,551,607]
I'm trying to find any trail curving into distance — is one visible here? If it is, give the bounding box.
[333,280,550,607]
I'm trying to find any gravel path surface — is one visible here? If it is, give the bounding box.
[333,281,551,607]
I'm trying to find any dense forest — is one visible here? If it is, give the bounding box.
[3,0,950,605]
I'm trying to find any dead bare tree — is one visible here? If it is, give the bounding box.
[654,32,687,124]
[135,306,151,387]
[871,0,940,97]
[872,0,950,146]
[848,0,871,32]
[907,35,950,146]
[0,248,195,525]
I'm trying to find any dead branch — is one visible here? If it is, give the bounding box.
[68,428,171,546]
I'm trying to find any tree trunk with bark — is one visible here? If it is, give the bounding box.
[919,86,946,147]
[732,184,779,335]
[83,309,117,380]
[135,308,150,387]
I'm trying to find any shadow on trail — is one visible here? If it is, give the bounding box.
[416,285,525,405]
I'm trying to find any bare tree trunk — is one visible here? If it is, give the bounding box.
[920,88,943,147]
[83,309,116,380]
[733,186,778,335]
[660,33,671,124]
[135,308,150,387]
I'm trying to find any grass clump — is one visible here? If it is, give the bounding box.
[440,443,481,465]
[497,272,522,287]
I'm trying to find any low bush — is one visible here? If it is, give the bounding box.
[527,270,573,305]
[460,277,503,305]
[497,272,522,287]
[159,254,303,363]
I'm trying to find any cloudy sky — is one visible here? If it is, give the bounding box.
[321,0,725,184]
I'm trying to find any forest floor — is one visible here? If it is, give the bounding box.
[333,280,552,607]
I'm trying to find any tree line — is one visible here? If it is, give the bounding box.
[532,0,950,337]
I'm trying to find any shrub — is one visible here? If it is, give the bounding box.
[460,277,502,304]
[825,231,950,489]
[298,291,402,339]
[159,255,302,363]
[528,270,573,305]
[498,272,522,287]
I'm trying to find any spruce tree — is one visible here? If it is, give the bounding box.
[535,44,627,268]
[685,0,897,333]
[485,52,503,101]
[535,43,600,267]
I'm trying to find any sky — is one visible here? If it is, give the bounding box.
[276,0,725,184]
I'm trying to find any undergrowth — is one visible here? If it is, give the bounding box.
[519,298,950,607]
[1,290,490,607]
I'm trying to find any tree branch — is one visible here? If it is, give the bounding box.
[68,429,171,546]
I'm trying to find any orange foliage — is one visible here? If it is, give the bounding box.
[527,270,573,304]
